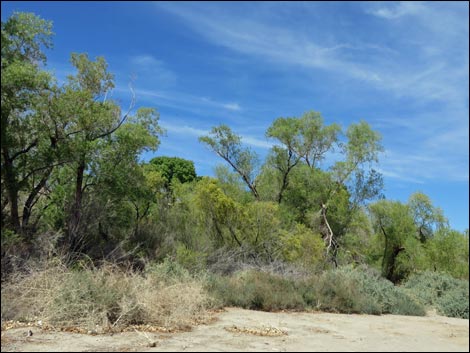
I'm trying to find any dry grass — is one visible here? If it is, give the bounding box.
[1,259,213,332]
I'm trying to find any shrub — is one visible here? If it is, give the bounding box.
[207,270,305,311]
[1,258,212,330]
[404,271,469,319]
[435,286,469,319]
[206,265,425,316]
[175,243,208,273]
[314,266,425,316]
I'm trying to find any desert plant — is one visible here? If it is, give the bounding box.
[1,258,212,330]
[404,271,469,319]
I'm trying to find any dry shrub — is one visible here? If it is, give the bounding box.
[134,279,209,328]
[1,258,212,331]
[1,259,68,322]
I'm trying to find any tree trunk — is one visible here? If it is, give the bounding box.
[67,158,86,252]
[22,169,52,235]
[380,224,405,283]
[2,148,21,233]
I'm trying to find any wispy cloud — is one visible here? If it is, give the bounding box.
[160,119,272,150]
[155,2,468,105]
[130,54,177,85]
[114,86,242,116]
[366,2,425,20]
[155,2,468,184]
[222,102,241,111]
[201,97,242,111]
[379,148,468,183]
[155,3,382,83]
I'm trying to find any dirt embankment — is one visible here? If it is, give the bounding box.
[2,307,469,352]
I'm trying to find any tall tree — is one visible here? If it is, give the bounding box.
[200,125,259,199]
[408,192,447,242]
[150,156,197,189]
[265,111,341,203]
[369,200,416,283]
[1,12,55,235]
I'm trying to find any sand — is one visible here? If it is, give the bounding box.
[2,307,468,352]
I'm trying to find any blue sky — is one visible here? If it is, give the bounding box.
[2,1,469,231]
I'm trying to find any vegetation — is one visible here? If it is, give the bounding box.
[1,12,468,330]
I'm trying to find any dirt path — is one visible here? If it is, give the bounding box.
[2,308,468,352]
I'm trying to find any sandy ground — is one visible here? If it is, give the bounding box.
[1,307,468,352]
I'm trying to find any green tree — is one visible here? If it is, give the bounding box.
[408,192,447,243]
[193,177,245,247]
[424,228,469,279]
[1,12,55,235]
[149,156,197,188]
[369,200,416,283]
[199,125,259,199]
[34,52,163,254]
[265,111,340,203]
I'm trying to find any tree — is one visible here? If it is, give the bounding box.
[1,12,56,235]
[323,120,383,256]
[199,125,259,199]
[424,228,469,279]
[36,52,164,254]
[193,177,245,247]
[408,192,447,243]
[265,111,341,203]
[369,200,416,283]
[149,156,197,188]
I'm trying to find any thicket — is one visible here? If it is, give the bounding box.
[1,12,468,329]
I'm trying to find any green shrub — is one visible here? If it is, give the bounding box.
[315,266,425,316]
[207,270,305,311]
[404,271,469,319]
[206,266,425,316]
[315,267,381,314]
[145,256,192,283]
[175,243,208,273]
[435,286,469,319]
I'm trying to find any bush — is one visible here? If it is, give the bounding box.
[404,271,469,319]
[175,243,208,273]
[1,258,212,330]
[314,266,425,316]
[435,286,469,319]
[206,265,425,316]
[207,270,305,311]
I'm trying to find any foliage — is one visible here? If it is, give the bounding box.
[369,200,416,283]
[404,271,469,318]
[1,11,468,329]
[279,223,326,269]
[206,266,425,316]
[207,270,305,311]
[175,242,208,273]
[315,266,425,316]
[199,125,259,199]
[150,156,197,187]
[423,228,469,279]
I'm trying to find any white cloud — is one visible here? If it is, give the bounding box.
[115,86,242,114]
[131,55,162,67]
[160,122,207,137]
[160,120,272,150]
[155,2,468,106]
[153,2,468,184]
[223,103,241,111]
[130,54,177,85]
[241,136,273,149]
[366,2,425,20]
